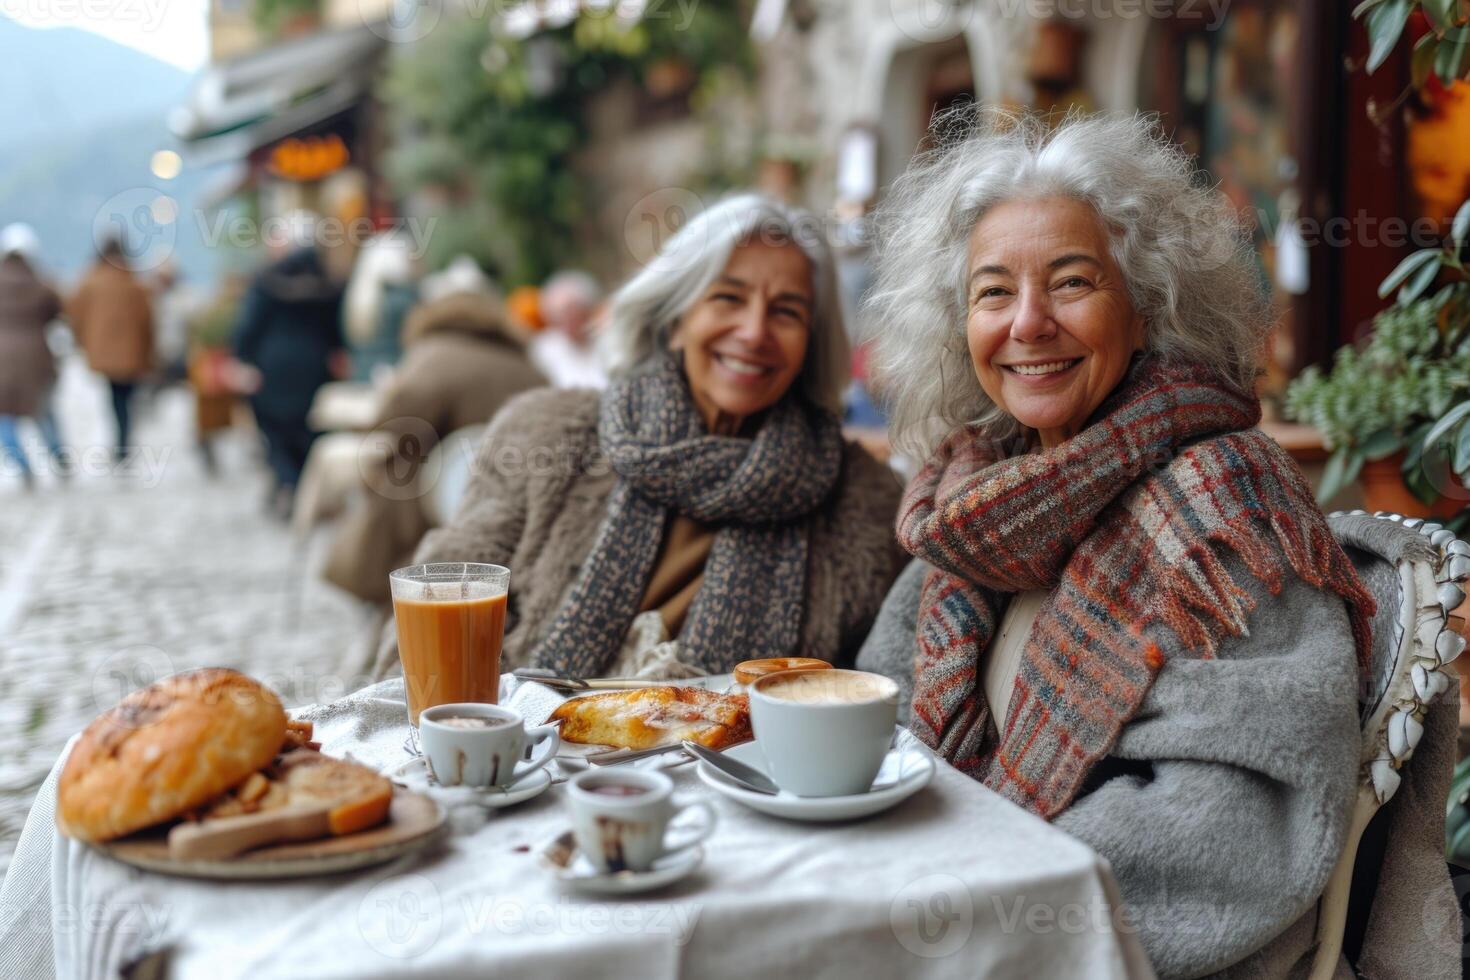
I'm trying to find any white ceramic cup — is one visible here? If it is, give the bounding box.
[749,668,900,797]
[567,769,717,873]
[418,703,560,789]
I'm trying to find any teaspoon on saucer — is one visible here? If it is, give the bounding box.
[680,740,779,794]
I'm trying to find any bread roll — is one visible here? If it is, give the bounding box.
[57,668,287,843]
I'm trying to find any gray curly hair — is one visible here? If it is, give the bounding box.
[866,109,1273,458]
[601,193,850,416]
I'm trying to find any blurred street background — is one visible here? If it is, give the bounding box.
[2,0,1468,872]
[0,356,377,876]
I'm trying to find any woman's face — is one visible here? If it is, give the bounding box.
[965,196,1144,448]
[671,240,813,434]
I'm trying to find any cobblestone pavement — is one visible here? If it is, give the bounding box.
[0,357,379,877]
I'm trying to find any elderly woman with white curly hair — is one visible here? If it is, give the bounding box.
[377,194,905,681]
[856,112,1460,977]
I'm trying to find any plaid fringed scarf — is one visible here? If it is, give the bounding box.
[532,353,843,677]
[897,355,1376,819]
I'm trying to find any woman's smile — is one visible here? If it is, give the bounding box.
[998,357,1085,382]
[711,351,778,382]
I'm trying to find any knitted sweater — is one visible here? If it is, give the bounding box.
[858,550,1459,979]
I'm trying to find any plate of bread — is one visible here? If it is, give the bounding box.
[57,668,445,879]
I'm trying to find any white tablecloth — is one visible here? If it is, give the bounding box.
[2,680,1154,979]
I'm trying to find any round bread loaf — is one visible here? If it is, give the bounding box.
[57,668,287,843]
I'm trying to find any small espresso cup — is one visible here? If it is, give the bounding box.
[567,769,716,873]
[749,668,900,797]
[418,703,560,789]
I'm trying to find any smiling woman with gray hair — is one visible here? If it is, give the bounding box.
[855,111,1459,978]
[383,193,904,681]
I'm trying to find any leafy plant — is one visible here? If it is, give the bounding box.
[1284,198,1470,530]
[1355,0,1470,88]
[381,5,754,286]
[252,0,320,34]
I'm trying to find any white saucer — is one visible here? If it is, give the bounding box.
[696,729,935,821]
[539,830,703,894]
[391,756,555,809]
[463,767,555,808]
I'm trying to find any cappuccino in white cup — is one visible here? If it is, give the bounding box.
[749,669,900,797]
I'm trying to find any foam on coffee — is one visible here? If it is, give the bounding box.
[756,669,898,706]
[436,715,513,730]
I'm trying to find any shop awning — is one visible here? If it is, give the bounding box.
[169,22,387,165]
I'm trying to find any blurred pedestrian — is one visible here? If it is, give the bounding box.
[528,269,606,388]
[149,261,204,385]
[185,277,246,475]
[68,237,155,463]
[233,222,347,519]
[0,224,67,489]
[342,233,416,384]
[324,260,547,602]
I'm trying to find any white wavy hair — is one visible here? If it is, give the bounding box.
[601,193,850,416]
[867,109,1273,458]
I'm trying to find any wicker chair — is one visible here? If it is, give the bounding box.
[1308,510,1469,979]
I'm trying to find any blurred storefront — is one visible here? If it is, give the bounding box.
[169,2,395,273]
[170,0,1466,391]
[748,0,1467,403]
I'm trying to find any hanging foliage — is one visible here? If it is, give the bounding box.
[382,4,754,285]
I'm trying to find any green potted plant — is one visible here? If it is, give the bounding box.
[1284,198,1470,533]
[252,0,321,37]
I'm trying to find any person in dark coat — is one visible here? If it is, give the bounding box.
[233,244,346,515]
[0,225,66,488]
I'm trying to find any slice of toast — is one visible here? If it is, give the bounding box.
[195,748,392,837]
[549,687,751,751]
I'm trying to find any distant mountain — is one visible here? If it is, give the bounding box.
[0,16,218,285]
[0,15,192,149]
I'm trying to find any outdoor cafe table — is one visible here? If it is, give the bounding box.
[1,678,1155,979]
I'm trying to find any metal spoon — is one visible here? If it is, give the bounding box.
[680,740,780,795]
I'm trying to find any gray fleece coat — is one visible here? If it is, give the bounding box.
[374,386,907,677]
[858,550,1461,979]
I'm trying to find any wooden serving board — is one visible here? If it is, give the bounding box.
[93,791,446,880]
